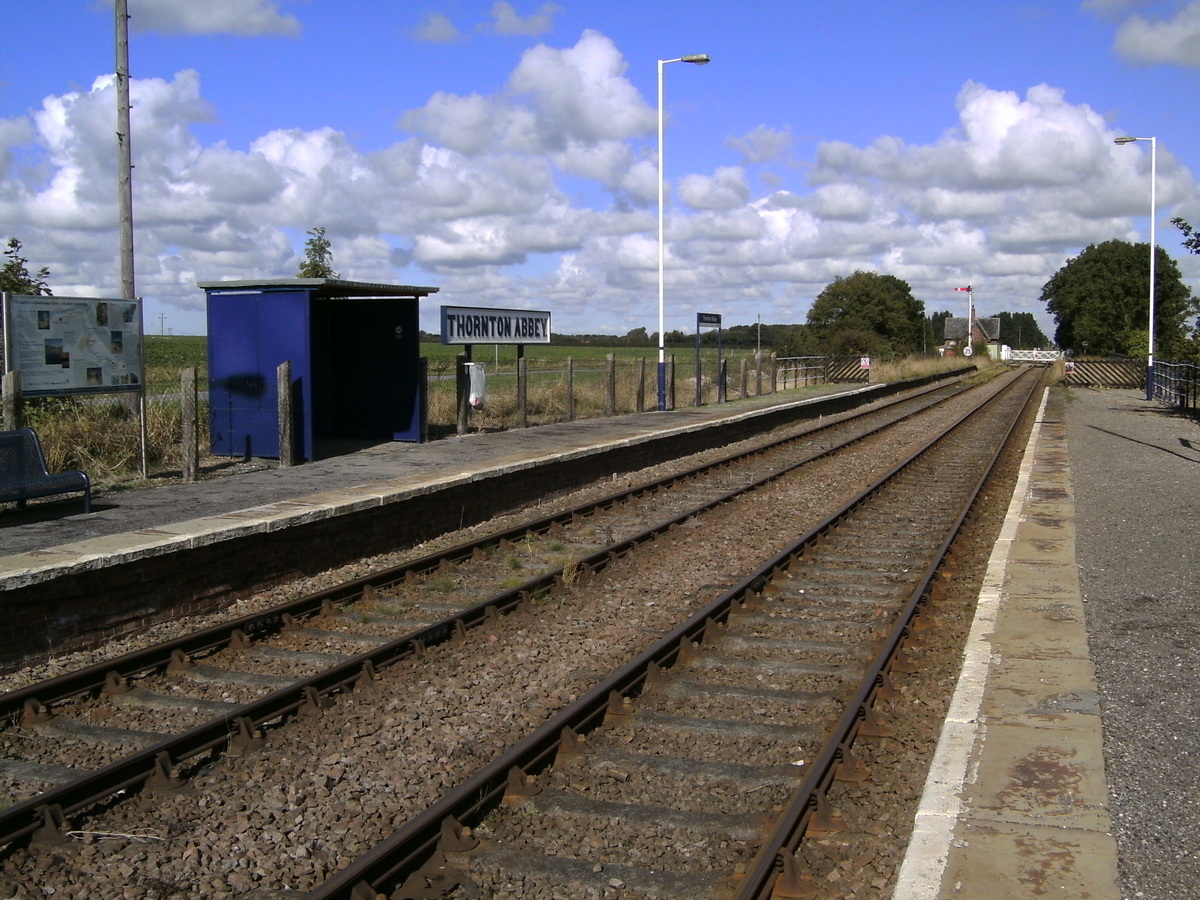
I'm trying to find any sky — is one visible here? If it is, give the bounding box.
[1,0,1198,339]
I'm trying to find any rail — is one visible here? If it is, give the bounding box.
[302,369,1040,900]
[0,380,966,850]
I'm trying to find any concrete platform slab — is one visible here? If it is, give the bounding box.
[893,387,1121,900]
[936,820,1121,899]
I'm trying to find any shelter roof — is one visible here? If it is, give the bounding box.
[198,278,438,299]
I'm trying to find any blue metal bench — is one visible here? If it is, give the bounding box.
[0,427,91,513]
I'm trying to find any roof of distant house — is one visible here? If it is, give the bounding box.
[944,316,1000,341]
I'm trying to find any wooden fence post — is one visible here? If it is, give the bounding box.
[181,367,199,482]
[636,357,646,413]
[456,353,469,436]
[740,358,749,400]
[277,360,294,467]
[566,356,575,422]
[668,355,676,410]
[606,353,616,416]
[418,356,429,443]
[2,370,20,430]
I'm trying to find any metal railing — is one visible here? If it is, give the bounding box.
[1154,360,1200,412]
[775,356,826,389]
[1005,348,1063,362]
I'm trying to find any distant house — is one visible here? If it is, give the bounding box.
[941,316,1000,357]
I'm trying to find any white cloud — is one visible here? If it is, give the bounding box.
[2,29,1198,337]
[727,126,794,165]
[1112,0,1200,65]
[678,167,750,211]
[401,92,503,155]
[506,31,656,145]
[807,184,876,221]
[487,2,562,36]
[125,0,300,37]
[411,13,463,44]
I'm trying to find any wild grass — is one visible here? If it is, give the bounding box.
[22,394,200,488]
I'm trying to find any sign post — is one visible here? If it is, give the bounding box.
[695,312,723,406]
[441,305,552,430]
[954,285,973,354]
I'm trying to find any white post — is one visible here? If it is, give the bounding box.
[1114,135,1158,399]
[657,53,710,411]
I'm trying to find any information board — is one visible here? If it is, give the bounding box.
[2,294,144,397]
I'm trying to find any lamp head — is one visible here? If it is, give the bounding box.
[681,54,711,64]
[1114,136,1138,144]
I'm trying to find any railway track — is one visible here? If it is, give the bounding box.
[300,366,1041,900]
[0,368,1040,897]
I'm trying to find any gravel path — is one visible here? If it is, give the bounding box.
[1065,387,1200,900]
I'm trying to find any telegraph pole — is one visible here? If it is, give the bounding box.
[116,0,146,475]
[116,0,134,300]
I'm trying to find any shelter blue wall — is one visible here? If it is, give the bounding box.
[208,290,311,459]
[206,285,423,459]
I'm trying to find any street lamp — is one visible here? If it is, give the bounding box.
[658,53,710,411]
[1114,135,1157,400]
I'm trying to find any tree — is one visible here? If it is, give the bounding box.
[623,327,651,347]
[297,227,338,279]
[1040,239,1196,357]
[0,238,52,295]
[806,271,925,358]
[926,310,952,350]
[0,238,53,372]
[1174,217,1200,255]
[996,311,1049,349]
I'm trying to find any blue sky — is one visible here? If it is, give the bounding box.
[1,0,1198,338]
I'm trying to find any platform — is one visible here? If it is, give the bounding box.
[0,385,868,580]
[894,386,1121,898]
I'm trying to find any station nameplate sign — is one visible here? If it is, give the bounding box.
[440,305,552,345]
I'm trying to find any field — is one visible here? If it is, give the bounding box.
[142,336,744,378]
[144,335,208,392]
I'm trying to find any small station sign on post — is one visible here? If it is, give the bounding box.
[695,312,723,406]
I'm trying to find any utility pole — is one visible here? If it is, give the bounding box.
[116,0,134,300]
[116,0,146,476]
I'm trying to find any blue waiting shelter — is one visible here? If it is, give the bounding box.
[200,278,439,461]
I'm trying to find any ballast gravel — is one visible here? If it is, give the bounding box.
[0,395,984,898]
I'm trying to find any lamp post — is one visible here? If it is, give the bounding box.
[1114,135,1157,400]
[658,53,710,411]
